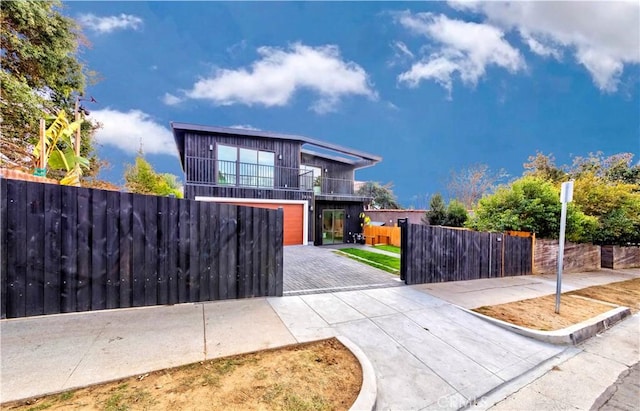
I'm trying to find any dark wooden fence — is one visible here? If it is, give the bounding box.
[400,224,532,285]
[1,178,283,319]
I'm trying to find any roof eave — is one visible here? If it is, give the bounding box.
[170,122,382,164]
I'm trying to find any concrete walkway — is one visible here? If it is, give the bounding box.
[2,268,638,409]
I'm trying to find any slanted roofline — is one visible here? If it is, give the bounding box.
[171,122,382,169]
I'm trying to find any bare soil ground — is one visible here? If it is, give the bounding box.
[567,278,640,313]
[3,338,362,411]
[473,278,640,331]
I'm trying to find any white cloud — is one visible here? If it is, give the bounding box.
[519,30,562,60]
[78,13,143,34]
[399,56,459,98]
[182,43,377,113]
[576,48,624,93]
[393,41,415,59]
[395,12,525,92]
[386,101,400,111]
[228,124,261,131]
[450,1,640,92]
[91,109,176,157]
[162,93,183,106]
[388,41,415,68]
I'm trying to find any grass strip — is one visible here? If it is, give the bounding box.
[373,244,401,254]
[336,248,400,275]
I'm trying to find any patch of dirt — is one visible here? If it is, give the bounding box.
[473,278,640,331]
[3,338,362,411]
[568,278,640,313]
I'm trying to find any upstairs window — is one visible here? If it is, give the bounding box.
[217,144,275,188]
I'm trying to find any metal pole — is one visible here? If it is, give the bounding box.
[39,119,46,169]
[555,200,568,314]
[74,98,81,156]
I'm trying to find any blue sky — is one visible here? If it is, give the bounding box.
[66,1,639,207]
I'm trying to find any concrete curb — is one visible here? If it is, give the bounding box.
[463,346,582,410]
[337,336,377,411]
[462,306,632,345]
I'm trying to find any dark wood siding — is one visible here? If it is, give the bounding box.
[314,201,365,246]
[186,185,313,202]
[185,132,301,169]
[301,152,355,195]
[181,131,367,246]
[183,132,313,200]
[301,153,355,180]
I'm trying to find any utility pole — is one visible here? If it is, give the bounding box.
[74,95,97,157]
[74,97,81,156]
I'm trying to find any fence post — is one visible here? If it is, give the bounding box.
[532,233,536,274]
[501,233,506,277]
[398,218,408,282]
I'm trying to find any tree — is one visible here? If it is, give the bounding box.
[523,151,640,245]
[572,171,640,245]
[523,152,566,183]
[356,181,400,209]
[124,155,183,198]
[32,110,89,186]
[424,194,468,227]
[603,154,640,185]
[0,0,102,179]
[424,193,447,225]
[467,176,597,242]
[445,200,468,227]
[569,152,640,185]
[447,164,508,209]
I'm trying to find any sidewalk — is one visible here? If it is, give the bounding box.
[413,268,640,308]
[1,289,565,409]
[1,268,638,409]
[484,313,639,410]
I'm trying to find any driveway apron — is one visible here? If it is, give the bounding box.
[268,286,567,410]
[283,245,403,295]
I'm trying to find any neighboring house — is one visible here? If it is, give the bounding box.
[171,122,381,246]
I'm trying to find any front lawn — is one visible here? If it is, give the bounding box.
[337,248,400,274]
[373,244,401,254]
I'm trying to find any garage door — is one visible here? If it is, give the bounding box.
[227,202,304,246]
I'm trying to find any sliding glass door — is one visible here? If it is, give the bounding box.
[322,209,345,245]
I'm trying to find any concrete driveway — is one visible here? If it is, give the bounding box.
[283,245,403,295]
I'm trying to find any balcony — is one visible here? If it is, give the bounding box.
[185,157,361,197]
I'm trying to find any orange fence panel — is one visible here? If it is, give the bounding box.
[363,225,401,247]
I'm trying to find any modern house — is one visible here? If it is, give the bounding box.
[171,122,381,246]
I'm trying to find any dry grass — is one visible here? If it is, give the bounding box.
[3,338,362,411]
